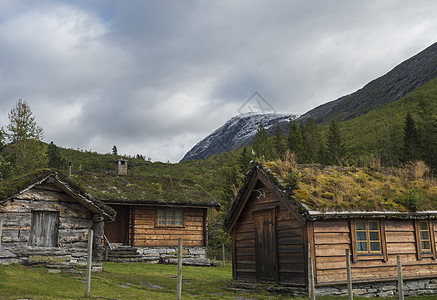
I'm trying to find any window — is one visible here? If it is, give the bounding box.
[157,208,183,226]
[355,220,381,253]
[351,220,387,262]
[414,220,436,260]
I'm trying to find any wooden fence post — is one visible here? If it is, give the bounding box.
[177,238,182,300]
[346,249,353,300]
[85,229,93,298]
[397,255,404,300]
[308,243,315,300]
[222,243,225,268]
[0,219,3,246]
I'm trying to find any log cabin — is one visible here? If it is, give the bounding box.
[225,161,437,297]
[0,169,116,269]
[73,163,220,263]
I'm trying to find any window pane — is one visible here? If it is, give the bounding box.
[419,221,429,231]
[422,241,431,251]
[370,242,381,252]
[355,221,366,230]
[166,209,174,225]
[357,242,367,252]
[368,221,379,230]
[420,231,429,241]
[158,209,165,225]
[369,231,380,241]
[356,231,367,241]
[175,209,183,226]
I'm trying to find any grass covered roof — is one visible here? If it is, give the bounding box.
[260,160,437,214]
[71,172,219,208]
[0,169,116,219]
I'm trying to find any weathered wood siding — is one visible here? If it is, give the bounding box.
[0,184,94,265]
[133,207,206,247]
[312,219,437,285]
[233,180,305,284]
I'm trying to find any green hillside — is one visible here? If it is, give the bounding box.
[337,77,437,166]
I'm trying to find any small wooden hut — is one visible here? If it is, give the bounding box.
[225,162,437,297]
[0,169,115,268]
[73,172,220,263]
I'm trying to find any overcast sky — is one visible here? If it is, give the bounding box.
[1,1,437,162]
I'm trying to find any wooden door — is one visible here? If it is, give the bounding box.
[254,208,278,282]
[30,211,59,247]
[105,205,130,245]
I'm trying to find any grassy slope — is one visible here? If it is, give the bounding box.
[0,263,435,299]
[337,77,437,165]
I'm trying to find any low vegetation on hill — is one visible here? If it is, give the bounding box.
[262,159,437,212]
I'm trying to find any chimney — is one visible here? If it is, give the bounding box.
[116,159,128,175]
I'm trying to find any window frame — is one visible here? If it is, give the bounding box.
[350,219,387,262]
[156,208,184,227]
[414,220,436,260]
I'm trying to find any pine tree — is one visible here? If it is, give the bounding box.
[47,141,66,169]
[326,121,347,165]
[287,118,304,161]
[417,98,437,169]
[273,122,285,159]
[6,99,43,142]
[4,100,46,175]
[402,112,419,163]
[301,118,319,163]
[252,123,273,160]
[112,145,118,155]
[238,147,252,174]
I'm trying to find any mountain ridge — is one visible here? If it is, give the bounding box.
[182,42,437,161]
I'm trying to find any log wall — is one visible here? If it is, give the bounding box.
[133,207,206,247]
[233,180,305,284]
[0,185,96,266]
[312,219,437,285]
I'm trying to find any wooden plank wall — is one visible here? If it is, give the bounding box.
[234,181,305,284]
[0,187,93,249]
[133,207,205,247]
[313,220,437,285]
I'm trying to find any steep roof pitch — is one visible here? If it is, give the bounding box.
[0,169,116,221]
[226,161,437,229]
[72,172,220,209]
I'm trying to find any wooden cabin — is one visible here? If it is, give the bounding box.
[225,162,437,297]
[73,171,220,263]
[0,170,115,269]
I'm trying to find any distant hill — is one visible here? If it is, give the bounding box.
[299,42,437,124]
[180,113,294,162]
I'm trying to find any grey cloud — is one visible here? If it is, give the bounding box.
[1,1,437,162]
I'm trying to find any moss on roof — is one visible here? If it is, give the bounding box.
[0,169,116,218]
[260,160,437,213]
[71,172,219,208]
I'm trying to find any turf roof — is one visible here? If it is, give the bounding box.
[71,172,219,208]
[0,169,116,218]
[259,160,437,214]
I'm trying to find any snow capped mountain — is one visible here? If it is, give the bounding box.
[180,112,294,162]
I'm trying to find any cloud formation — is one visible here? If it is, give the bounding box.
[1,1,437,162]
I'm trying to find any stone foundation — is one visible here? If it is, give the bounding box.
[137,246,207,263]
[107,245,210,265]
[0,245,102,270]
[316,278,437,297]
[229,277,437,298]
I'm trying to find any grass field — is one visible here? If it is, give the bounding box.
[1,262,437,299]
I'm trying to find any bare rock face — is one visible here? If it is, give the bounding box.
[181,113,293,162]
[299,42,437,124]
